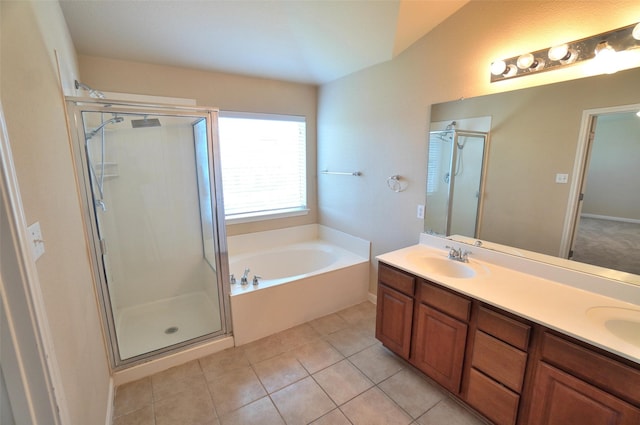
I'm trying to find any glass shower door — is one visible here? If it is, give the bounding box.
[69,101,229,365]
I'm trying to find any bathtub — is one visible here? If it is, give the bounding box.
[228,224,370,345]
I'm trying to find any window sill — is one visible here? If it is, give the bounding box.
[225,208,310,225]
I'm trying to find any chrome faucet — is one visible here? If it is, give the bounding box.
[241,268,250,285]
[230,274,236,284]
[252,275,261,285]
[446,245,471,263]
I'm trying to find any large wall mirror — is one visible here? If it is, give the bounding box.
[428,66,640,285]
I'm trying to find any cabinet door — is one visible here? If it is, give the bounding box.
[375,284,413,358]
[412,303,467,393]
[528,362,640,425]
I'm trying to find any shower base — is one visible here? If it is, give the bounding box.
[115,291,221,360]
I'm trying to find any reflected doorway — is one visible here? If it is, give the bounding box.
[569,108,640,275]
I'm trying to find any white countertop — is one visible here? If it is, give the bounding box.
[377,235,640,365]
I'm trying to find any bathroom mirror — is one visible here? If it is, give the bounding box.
[427,66,640,285]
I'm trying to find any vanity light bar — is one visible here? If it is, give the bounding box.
[490,22,640,82]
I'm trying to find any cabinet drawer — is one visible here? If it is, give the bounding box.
[418,280,470,322]
[467,368,520,425]
[472,331,527,393]
[541,332,640,407]
[477,306,530,351]
[378,263,415,296]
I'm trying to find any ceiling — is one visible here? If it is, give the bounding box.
[59,0,468,85]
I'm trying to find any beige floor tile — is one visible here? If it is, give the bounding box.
[270,376,336,425]
[337,301,377,325]
[151,360,203,400]
[292,339,344,374]
[152,372,209,402]
[308,313,350,335]
[113,378,152,418]
[349,343,405,383]
[416,397,488,425]
[208,366,267,416]
[253,352,308,393]
[379,369,446,418]
[324,325,378,357]
[113,405,154,425]
[219,396,284,425]
[154,385,217,425]
[243,334,287,364]
[276,323,320,350]
[199,346,250,381]
[313,359,373,405]
[310,408,352,425]
[341,387,413,425]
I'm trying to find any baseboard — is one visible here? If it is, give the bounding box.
[367,291,377,305]
[580,213,640,225]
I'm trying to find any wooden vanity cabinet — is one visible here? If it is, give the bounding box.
[464,306,531,425]
[411,279,470,394]
[375,262,640,425]
[527,332,640,425]
[375,263,415,358]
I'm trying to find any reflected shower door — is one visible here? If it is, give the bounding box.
[74,105,228,364]
[449,133,487,237]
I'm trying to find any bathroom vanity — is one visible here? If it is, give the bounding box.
[376,235,640,425]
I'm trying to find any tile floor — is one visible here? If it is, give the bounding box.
[112,301,489,425]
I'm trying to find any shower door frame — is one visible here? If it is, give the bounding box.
[65,98,231,369]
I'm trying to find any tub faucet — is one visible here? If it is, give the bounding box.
[253,275,261,286]
[230,274,236,284]
[241,268,250,285]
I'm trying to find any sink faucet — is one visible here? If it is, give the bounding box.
[241,268,250,285]
[446,245,471,263]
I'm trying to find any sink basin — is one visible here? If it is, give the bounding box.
[586,307,640,348]
[407,253,484,279]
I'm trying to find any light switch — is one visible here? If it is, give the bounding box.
[417,204,425,219]
[27,221,45,261]
[555,173,569,184]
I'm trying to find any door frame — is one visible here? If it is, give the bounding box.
[559,103,640,258]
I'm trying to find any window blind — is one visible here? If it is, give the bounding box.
[218,112,307,219]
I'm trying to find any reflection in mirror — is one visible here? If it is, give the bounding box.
[427,66,640,285]
[426,128,489,238]
[570,111,640,276]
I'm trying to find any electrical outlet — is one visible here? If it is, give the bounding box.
[417,204,425,219]
[27,221,45,261]
[555,173,569,184]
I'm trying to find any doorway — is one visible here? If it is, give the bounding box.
[567,106,640,275]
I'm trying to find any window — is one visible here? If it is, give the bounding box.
[218,111,307,221]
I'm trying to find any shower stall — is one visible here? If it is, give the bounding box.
[66,98,230,367]
[426,129,489,238]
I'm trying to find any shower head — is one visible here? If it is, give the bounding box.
[75,80,106,99]
[85,116,124,140]
[131,116,161,128]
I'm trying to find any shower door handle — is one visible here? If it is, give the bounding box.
[99,239,108,255]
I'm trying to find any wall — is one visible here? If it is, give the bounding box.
[77,55,318,237]
[0,1,111,424]
[317,0,640,293]
[583,112,640,220]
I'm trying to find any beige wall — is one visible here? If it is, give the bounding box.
[0,1,111,424]
[318,1,640,293]
[78,55,318,236]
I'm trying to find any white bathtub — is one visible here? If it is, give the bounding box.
[228,224,370,345]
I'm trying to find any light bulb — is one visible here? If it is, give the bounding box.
[633,23,640,41]
[516,53,544,70]
[593,41,620,74]
[636,110,640,118]
[490,60,507,76]
[548,44,576,64]
[503,64,518,77]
